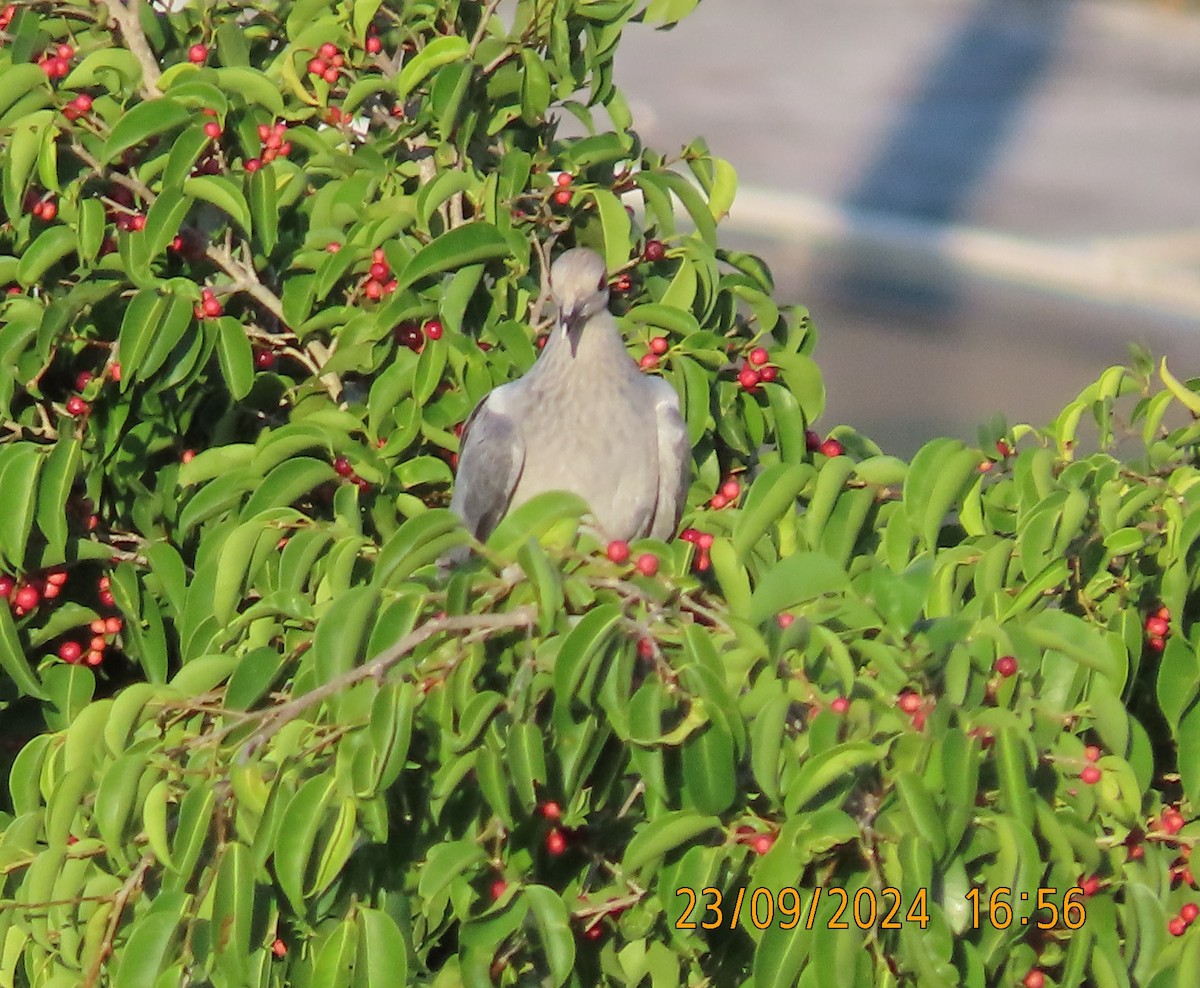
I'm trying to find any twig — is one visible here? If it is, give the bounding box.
[236,608,538,756]
[82,853,154,988]
[469,0,504,57]
[104,0,162,98]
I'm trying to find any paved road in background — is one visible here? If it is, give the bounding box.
[615,0,1200,455]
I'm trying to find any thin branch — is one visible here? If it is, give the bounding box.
[235,608,538,757]
[82,853,154,988]
[104,0,162,98]
[469,0,504,56]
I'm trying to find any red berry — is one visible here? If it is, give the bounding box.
[748,347,769,367]
[1023,971,1045,988]
[129,214,146,232]
[552,189,572,206]
[1146,616,1169,637]
[272,938,287,958]
[805,430,821,452]
[307,57,327,75]
[1148,636,1166,653]
[583,923,603,941]
[490,879,507,900]
[994,655,1018,677]
[90,634,107,652]
[636,637,655,660]
[203,121,222,139]
[254,349,276,370]
[56,44,74,59]
[635,553,659,577]
[326,242,342,253]
[319,42,338,59]
[1158,606,1171,621]
[1085,745,1101,762]
[679,529,700,543]
[188,44,208,64]
[639,353,658,370]
[1183,903,1199,923]
[606,540,630,564]
[66,396,88,417]
[555,172,573,187]
[323,67,339,84]
[39,201,58,222]
[245,158,261,172]
[72,93,93,112]
[424,319,443,341]
[759,366,778,384]
[85,649,103,666]
[709,493,728,510]
[897,691,921,714]
[720,479,740,500]
[696,533,714,550]
[831,696,850,715]
[649,336,669,355]
[333,456,353,477]
[996,439,1012,456]
[545,829,567,855]
[373,248,386,264]
[540,801,561,820]
[201,296,222,317]
[1170,916,1187,937]
[1080,875,1101,896]
[643,239,666,262]
[181,449,195,463]
[1163,809,1185,835]
[368,262,390,281]
[364,279,384,300]
[75,370,93,391]
[1080,765,1102,785]
[366,36,383,55]
[58,641,82,663]
[14,585,39,611]
[751,834,775,855]
[737,366,760,391]
[819,438,844,458]
[46,569,68,587]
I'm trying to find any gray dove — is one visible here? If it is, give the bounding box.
[448,247,691,553]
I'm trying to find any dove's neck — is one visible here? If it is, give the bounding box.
[533,311,631,382]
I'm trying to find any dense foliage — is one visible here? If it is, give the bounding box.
[2,1,1200,986]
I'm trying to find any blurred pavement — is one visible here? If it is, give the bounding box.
[615,0,1200,455]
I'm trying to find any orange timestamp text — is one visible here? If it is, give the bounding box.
[674,886,1088,932]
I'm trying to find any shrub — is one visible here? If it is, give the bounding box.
[1,1,1199,986]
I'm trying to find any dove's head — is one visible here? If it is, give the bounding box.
[550,248,610,338]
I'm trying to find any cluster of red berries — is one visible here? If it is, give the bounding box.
[639,336,670,371]
[29,195,57,222]
[1,569,69,617]
[1171,841,1195,890]
[643,239,666,263]
[805,430,844,458]
[709,477,741,510]
[679,528,715,572]
[395,317,442,352]
[188,44,208,65]
[897,690,930,731]
[332,455,370,492]
[539,801,572,857]
[62,92,93,122]
[1145,605,1170,653]
[194,287,223,320]
[604,541,659,577]
[246,121,293,171]
[551,172,573,206]
[363,248,400,300]
[97,573,115,608]
[736,346,776,392]
[307,42,346,84]
[58,615,123,667]
[1169,901,1200,937]
[37,43,74,79]
[1078,742,1103,786]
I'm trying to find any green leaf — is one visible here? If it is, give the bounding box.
[591,188,632,274]
[785,741,879,813]
[0,443,42,571]
[485,491,590,559]
[747,552,848,626]
[249,167,278,254]
[0,599,45,699]
[355,909,409,988]
[523,885,576,987]
[394,223,509,293]
[733,462,810,560]
[16,225,75,286]
[214,316,254,399]
[112,890,186,988]
[314,586,380,687]
[182,175,252,234]
[103,98,191,163]
[240,457,336,518]
[623,811,720,873]
[395,36,471,100]
[682,723,735,814]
